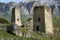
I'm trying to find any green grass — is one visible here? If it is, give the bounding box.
[53,17,60,29]
[21,28,49,40]
[0,30,18,38]
[0,15,60,40]
[0,30,37,40]
[52,34,60,40]
[52,16,60,40]
[0,24,10,28]
[0,30,50,40]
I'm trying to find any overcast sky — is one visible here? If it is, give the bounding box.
[0,0,23,3]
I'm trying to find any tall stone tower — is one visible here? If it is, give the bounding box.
[33,6,53,34]
[10,6,22,36]
[11,6,22,26]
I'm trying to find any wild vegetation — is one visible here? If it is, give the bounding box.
[0,16,60,40]
[0,17,10,24]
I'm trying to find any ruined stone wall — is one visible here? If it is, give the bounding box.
[33,6,45,33]
[44,6,53,34]
[11,7,22,26]
[33,6,53,34]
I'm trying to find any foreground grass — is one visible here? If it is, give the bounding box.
[53,16,60,29]
[0,30,38,40]
[0,16,60,40]
[0,30,49,40]
[52,34,60,40]
[1,30,60,40]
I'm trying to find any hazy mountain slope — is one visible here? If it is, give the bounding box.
[0,0,60,22]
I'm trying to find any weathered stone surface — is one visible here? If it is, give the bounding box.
[11,6,22,26]
[33,6,53,34]
[45,6,53,34]
[9,6,22,36]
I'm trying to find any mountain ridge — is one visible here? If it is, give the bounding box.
[0,0,60,22]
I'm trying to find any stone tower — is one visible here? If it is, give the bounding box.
[33,6,53,34]
[10,6,22,36]
[11,6,22,26]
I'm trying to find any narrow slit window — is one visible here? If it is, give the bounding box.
[38,17,40,22]
[17,18,19,21]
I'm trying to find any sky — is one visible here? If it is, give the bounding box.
[0,0,23,3]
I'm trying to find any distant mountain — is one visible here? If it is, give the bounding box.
[0,2,30,22]
[25,1,60,16]
[0,0,60,22]
[55,0,60,3]
[0,2,19,22]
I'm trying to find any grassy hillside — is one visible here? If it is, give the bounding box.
[52,34,60,40]
[0,30,49,40]
[0,13,60,40]
[53,16,60,29]
[0,17,10,24]
[0,12,11,22]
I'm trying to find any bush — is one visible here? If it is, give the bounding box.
[0,17,10,24]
